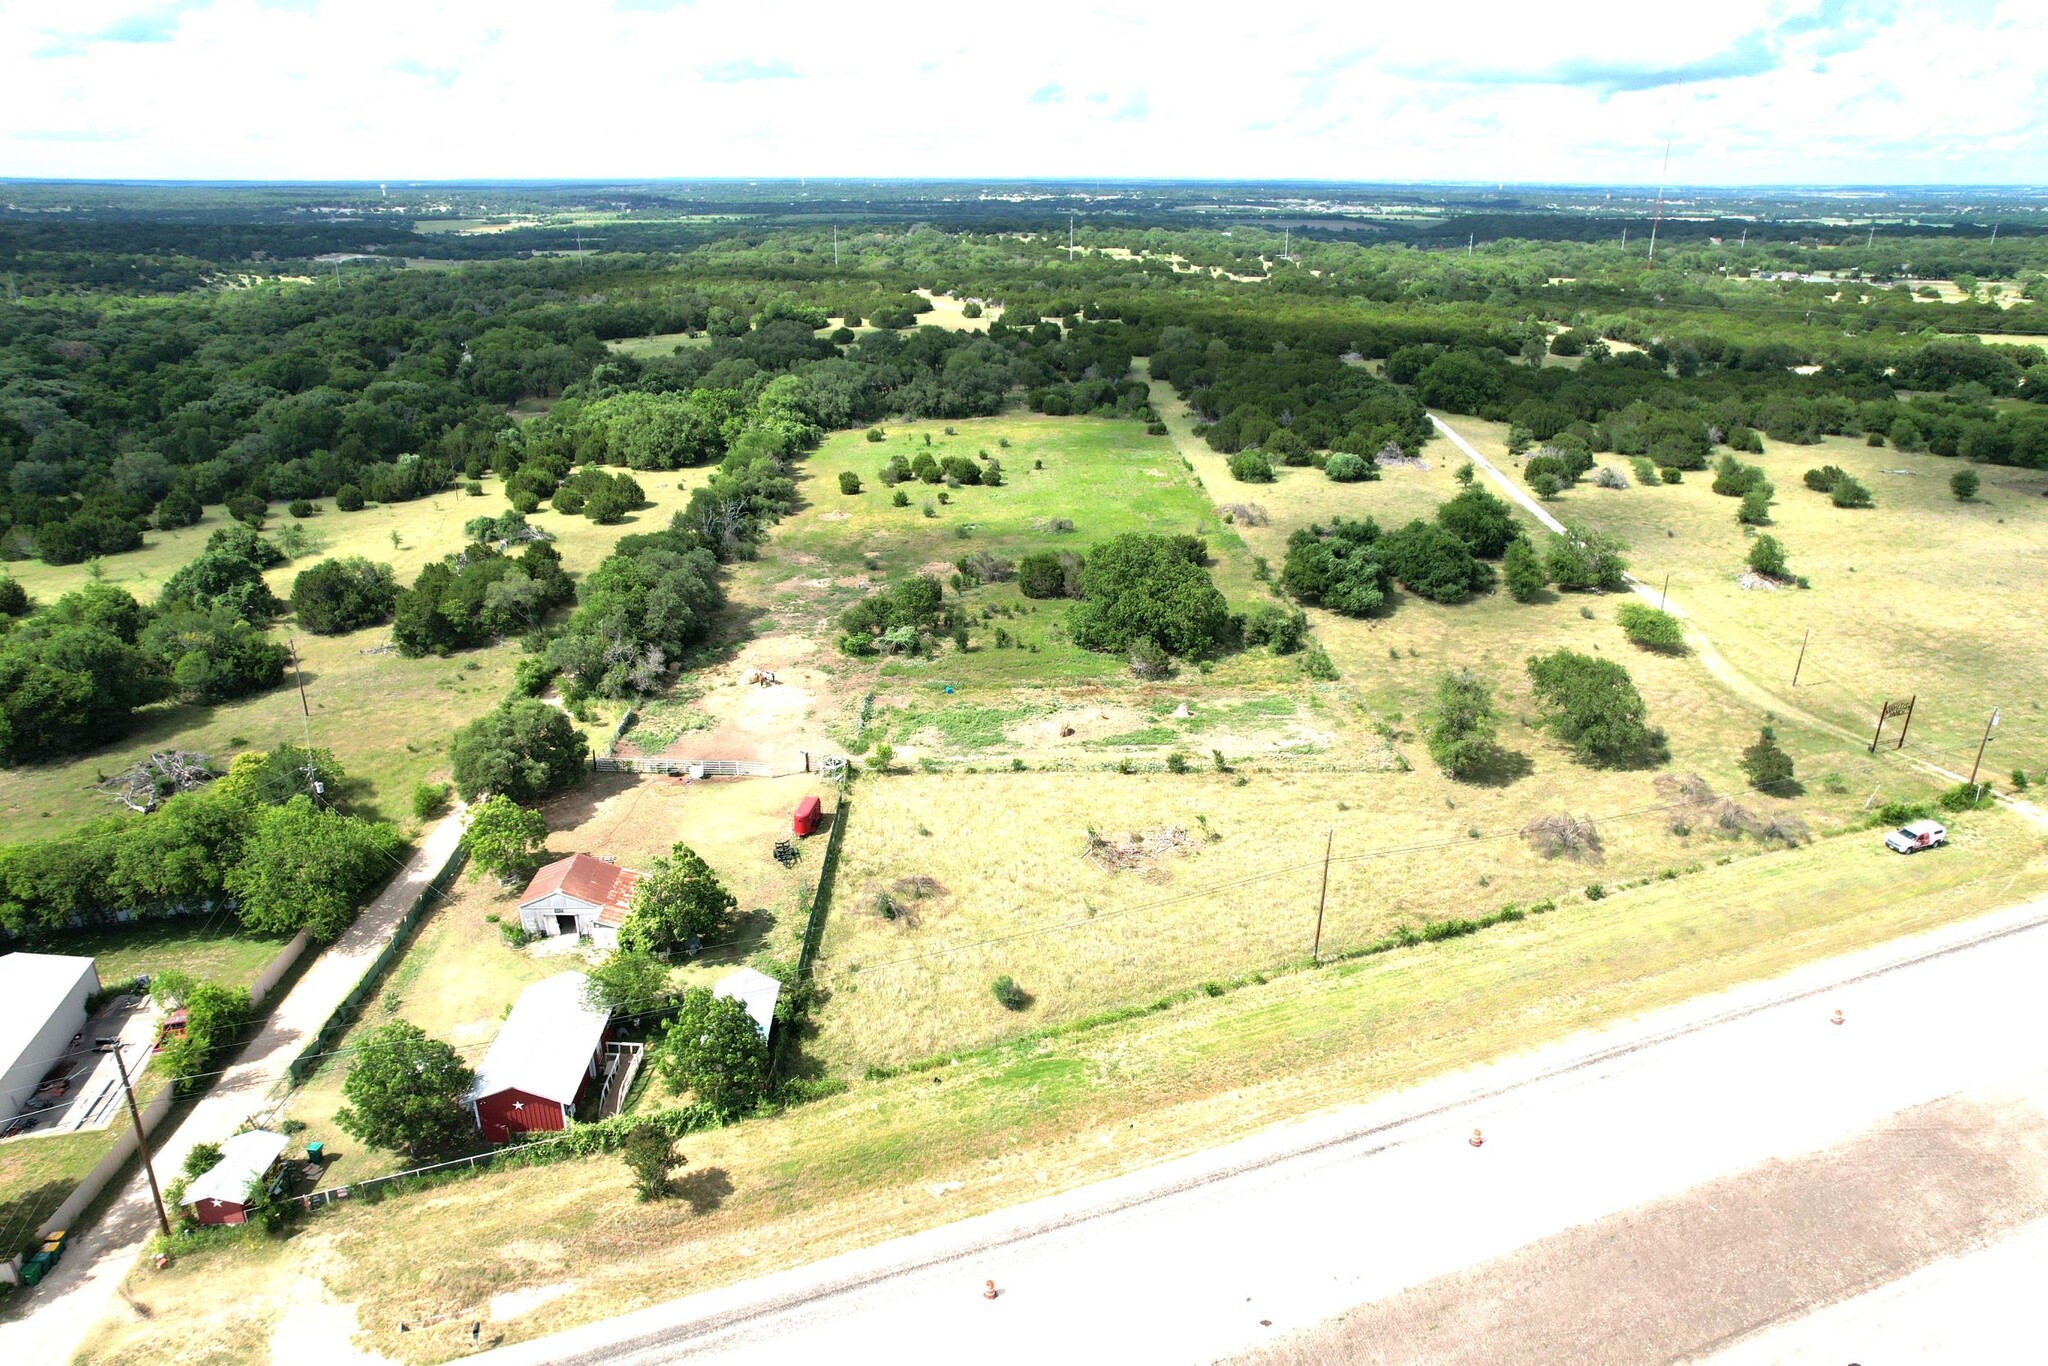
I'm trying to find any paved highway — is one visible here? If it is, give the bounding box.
[479,892,2048,1365]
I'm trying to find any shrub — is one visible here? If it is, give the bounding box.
[1830,475,1873,508]
[621,1123,678,1201]
[1240,602,1308,654]
[1434,485,1519,558]
[838,471,862,495]
[1616,602,1684,652]
[290,557,399,635]
[1939,783,1996,812]
[1746,534,1789,579]
[1530,472,1562,499]
[1324,451,1371,482]
[1502,536,1546,602]
[1804,465,1847,493]
[410,781,450,821]
[1711,455,1766,497]
[892,489,910,507]
[1660,467,1683,484]
[288,499,316,519]
[1951,467,1980,501]
[1739,726,1796,791]
[1018,550,1082,600]
[1544,525,1628,592]
[1420,670,1501,779]
[1525,649,1660,767]
[1165,751,1191,774]
[991,975,1029,1010]
[1228,451,1275,483]
[1738,486,1774,525]
[865,427,886,442]
[1374,520,1495,603]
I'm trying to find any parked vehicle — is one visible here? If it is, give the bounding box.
[153,1008,188,1053]
[1884,819,1947,854]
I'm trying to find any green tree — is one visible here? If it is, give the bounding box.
[1525,649,1660,767]
[585,948,676,1016]
[449,699,589,802]
[1420,670,1501,779]
[462,795,549,882]
[1951,466,1980,501]
[336,1021,476,1158]
[1830,475,1873,509]
[621,1123,678,1200]
[1434,485,1519,558]
[1739,726,1796,792]
[1067,533,1232,659]
[227,796,403,940]
[1228,451,1275,483]
[290,557,399,635]
[652,987,767,1117]
[1502,535,1547,603]
[1544,525,1628,592]
[1746,534,1789,579]
[619,843,737,953]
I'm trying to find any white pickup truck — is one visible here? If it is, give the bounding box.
[1884,819,1947,854]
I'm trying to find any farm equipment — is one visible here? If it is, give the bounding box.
[772,839,799,867]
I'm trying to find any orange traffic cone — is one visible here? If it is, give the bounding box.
[1830,1009,1845,1026]
[983,1279,998,1300]
[1468,1128,1485,1148]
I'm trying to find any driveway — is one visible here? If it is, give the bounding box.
[0,806,468,1364]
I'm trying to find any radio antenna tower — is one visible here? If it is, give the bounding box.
[1068,213,1076,261]
[1646,141,1671,264]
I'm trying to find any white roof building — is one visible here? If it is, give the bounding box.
[469,973,612,1107]
[184,1129,290,1210]
[0,953,99,1122]
[713,967,781,1041]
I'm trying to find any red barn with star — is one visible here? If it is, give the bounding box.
[467,972,611,1143]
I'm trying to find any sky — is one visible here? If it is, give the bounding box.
[1,0,2043,185]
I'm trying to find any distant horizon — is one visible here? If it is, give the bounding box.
[3,176,2045,198]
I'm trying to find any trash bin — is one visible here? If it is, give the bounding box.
[305,1141,325,1164]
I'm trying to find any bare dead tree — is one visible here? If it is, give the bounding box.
[1522,812,1604,863]
[96,751,218,813]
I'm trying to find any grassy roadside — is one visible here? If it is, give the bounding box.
[81,805,2048,1364]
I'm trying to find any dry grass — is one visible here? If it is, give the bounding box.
[1447,415,2048,783]
[78,803,2048,1366]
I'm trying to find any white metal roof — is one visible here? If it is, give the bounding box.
[0,953,97,1093]
[184,1129,289,1208]
[713,967,781,1040]
[469,972,611,1106]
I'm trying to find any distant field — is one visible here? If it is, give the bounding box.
[1454,416,2048,784]
[605,332,714,359]
[0,469,712,837]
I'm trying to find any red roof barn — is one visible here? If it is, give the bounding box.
[516,853,641,948]
[468,973,612,1144]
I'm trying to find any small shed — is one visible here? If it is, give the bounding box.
[183,1129,290,1226]
[713,967,782,1041]
[792,795,823,837]
[469,973,611,1143]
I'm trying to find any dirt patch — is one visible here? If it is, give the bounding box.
[647,635,839,766]
[1735,571,1782,591]
[489,1279,576,1322]
[1085,826,1197,875]
[1008,703,1151,748]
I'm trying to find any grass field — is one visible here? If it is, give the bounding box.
[604,332,714,360]
[1448,416,2048,785]
[24,921,293,992]
[0,469,712,837]
[79,802,2048,1365]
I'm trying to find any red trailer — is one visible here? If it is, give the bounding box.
[793,795,822,836]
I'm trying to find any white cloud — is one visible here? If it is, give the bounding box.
[0,0,2040,182]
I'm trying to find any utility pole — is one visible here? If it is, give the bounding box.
[1658,572,1670,612]
[1311,830,1332,963]
[1969,707,1999,787]
[1867,224,1875,250]
[98,1040,171,1238]
[1467,232,1474,257]
[1895,695,1915,749]
[1068,213,1075,261]
[833,226,839,267]
[1791,627,1810,686]
[1647,141,1670,264]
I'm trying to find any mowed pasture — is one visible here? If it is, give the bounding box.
[0,468,713,837]
[1448,415,2048,785]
